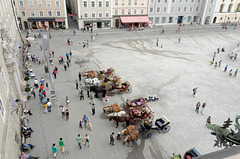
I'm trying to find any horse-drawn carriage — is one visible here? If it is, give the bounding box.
[106,81,132,96]
[138,116,171,139]
[98,67,115,76]
[124,97,147,109]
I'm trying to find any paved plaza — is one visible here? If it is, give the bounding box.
[25,27,240,159]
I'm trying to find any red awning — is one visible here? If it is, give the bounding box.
[68,14,77,16]
[120,16,150,23]
[55,19,65,22]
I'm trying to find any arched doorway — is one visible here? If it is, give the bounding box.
[213,17,217,23]
[205,16,210,24]
[24,21,28,29]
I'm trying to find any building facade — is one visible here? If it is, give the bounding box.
[0,0,25,159]
[16,0,68,30]
[213,0,240,24]
[67,0,113,29]
[113,0,150,28]
[148,0,217,25]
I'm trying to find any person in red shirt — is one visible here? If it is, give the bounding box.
[40,84,44,90]
[43,90,46,97]
[53,70,57,79]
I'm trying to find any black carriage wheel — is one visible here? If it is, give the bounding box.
[127,87,132,93]
[149,115,154,120]
[138,127,144,132]
[162,125,171,133]
[145,133,152,139]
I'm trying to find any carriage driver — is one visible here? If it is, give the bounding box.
[141,109,146,117]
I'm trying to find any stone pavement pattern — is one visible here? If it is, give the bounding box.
[25,28,240,159]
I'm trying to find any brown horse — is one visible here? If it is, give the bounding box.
[109,116,130,128]
[103,103,121,113]
[123,130,139,147]
[122,125,135,135]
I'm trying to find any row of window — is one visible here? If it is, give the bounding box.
[219,3,240,13]
[114,0,145,5]
[84,12,110,18]
[19,0,60,7]
[149,16,199,23]
[83,1,110,7]
[114,8,145,14]
[150,0,213,4]
[149,6,212,13]
[21,10,61,17]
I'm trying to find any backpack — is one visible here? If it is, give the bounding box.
[110,134,114,140]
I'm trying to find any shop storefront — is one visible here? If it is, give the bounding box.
[55,19,65,29]
[84,20,111,29]
[120,16,150,28]
[28,18,55,30]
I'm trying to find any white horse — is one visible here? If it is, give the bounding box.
[84,78,101,86]
[106,111,126,119]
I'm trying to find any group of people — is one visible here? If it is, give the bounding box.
[193,88,207,115]
[210,46,239,77]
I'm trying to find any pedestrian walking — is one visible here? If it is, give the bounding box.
[218,60,222,67]
[76,134,82,149]
[70,51,72,59]
[52,143,58,158]
[229,69,233,76]
[178,38,181,43]
[82,115,88,128]
[59,138,65,154]
[65,109,69,121]
[65,96,69,107]
[40,44,42,50]
[156,40,158,47]
[32,88,36,98]
[214,62,218,69]
[34,78,39,89]
[207,116,211,124]
[58,56,61,64]
[44,102,48,114]
[76,80,79,90]
[87,88,90,98]
[201,102,206,115]
[78,72,81,82]
[63,62,67,71]
[52,50,54,57]
[91,104,95,115]
[233,69,238,77]
[110,132,115,145]
[47,98,52,112]
[49,33,51,39]
[40,77,45,85]
[83,134,90,147]
[79,120,82,128]
[192,87,198,97]
[224,65,228,72]
[89,91,95,104]
[195,102,200,114]
[61,106,65,118]
[80,91,84,100]
[66,52,69,60]
[43,90,46,97]
[105,94,109,105]
[66,60,69,68]
[46,82,49,89]
[53,70,57,79]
